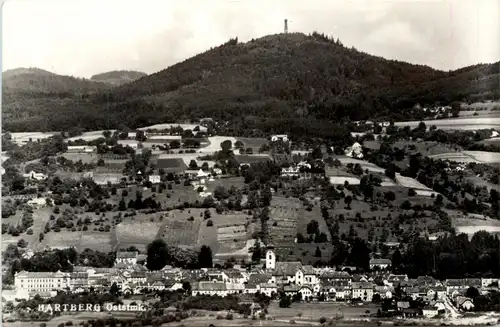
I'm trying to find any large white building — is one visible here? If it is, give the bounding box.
[15,270,70,295]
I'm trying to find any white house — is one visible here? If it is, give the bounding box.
[114,252,138,266]
[27,197,48,207]
[15,270,70,294]
[23,171,47,181]
[281,166,300,177]
[351,282,374,302]
[149,175,161,184]
[345,142,363,159]
[422,306,438,318]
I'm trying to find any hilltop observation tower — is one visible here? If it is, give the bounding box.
[284,19,288,34]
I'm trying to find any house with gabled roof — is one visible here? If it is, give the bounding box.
[455,296,475,311]
[114,251,138,266]
[369,258,391,270]
[351,282,374,302]
[266,246,317,286]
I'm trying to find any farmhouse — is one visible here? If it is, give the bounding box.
[23,170,48,181]
[67,145,97,153]
[369,258,392,270]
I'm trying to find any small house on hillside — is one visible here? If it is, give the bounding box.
[23,171,47,181]
[345,142,363,159]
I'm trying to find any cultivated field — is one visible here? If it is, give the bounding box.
[235,137,268,149]
[334,156,385,173]
[395,173,436,196]
[65,130,115,142]
[114,213,165,251]
[268,197,301,247]
[196,136,239,153]
[235,154,272,164]
[10,132,58,143]
[429,151,500,164]
[395,117,500,130]
[428,152,481,163]
[157,153,215,168]
[329,176,360,185]
[138,123,207,132]
[39,230,114,252]
[59,152,98,164]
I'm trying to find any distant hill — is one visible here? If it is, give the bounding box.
[90,70,147,86]
[2,67,109,94]
[3,33,499,133]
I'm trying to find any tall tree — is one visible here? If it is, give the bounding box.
[198,245,213,268]
[146,239,170,270]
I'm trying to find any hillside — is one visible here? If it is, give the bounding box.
[2,67,109,94]
[2,33,500,133]
[90,70,147,86]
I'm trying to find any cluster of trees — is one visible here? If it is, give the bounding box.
[392,230,500,279]
[145,239,213,270]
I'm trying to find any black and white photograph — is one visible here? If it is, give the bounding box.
[1,0,500,325]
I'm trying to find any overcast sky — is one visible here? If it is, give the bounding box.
[2,0,499,78]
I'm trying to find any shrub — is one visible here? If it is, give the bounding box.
[289,320,296,324]
[206,219,213,227]
[216,315,224,320]
[226,314,233,320]
[319,317,327,324]
[65,321,73,326]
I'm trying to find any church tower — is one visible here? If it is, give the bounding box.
[266,245,276,270]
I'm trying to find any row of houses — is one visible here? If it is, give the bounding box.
[11,250,498,309]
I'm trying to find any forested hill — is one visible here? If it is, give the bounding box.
[90,70,147,86]
[2,32,499,133]
[2,67,109,94]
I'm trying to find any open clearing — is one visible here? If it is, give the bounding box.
[395,117,500,130]
[196,136,239,154]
